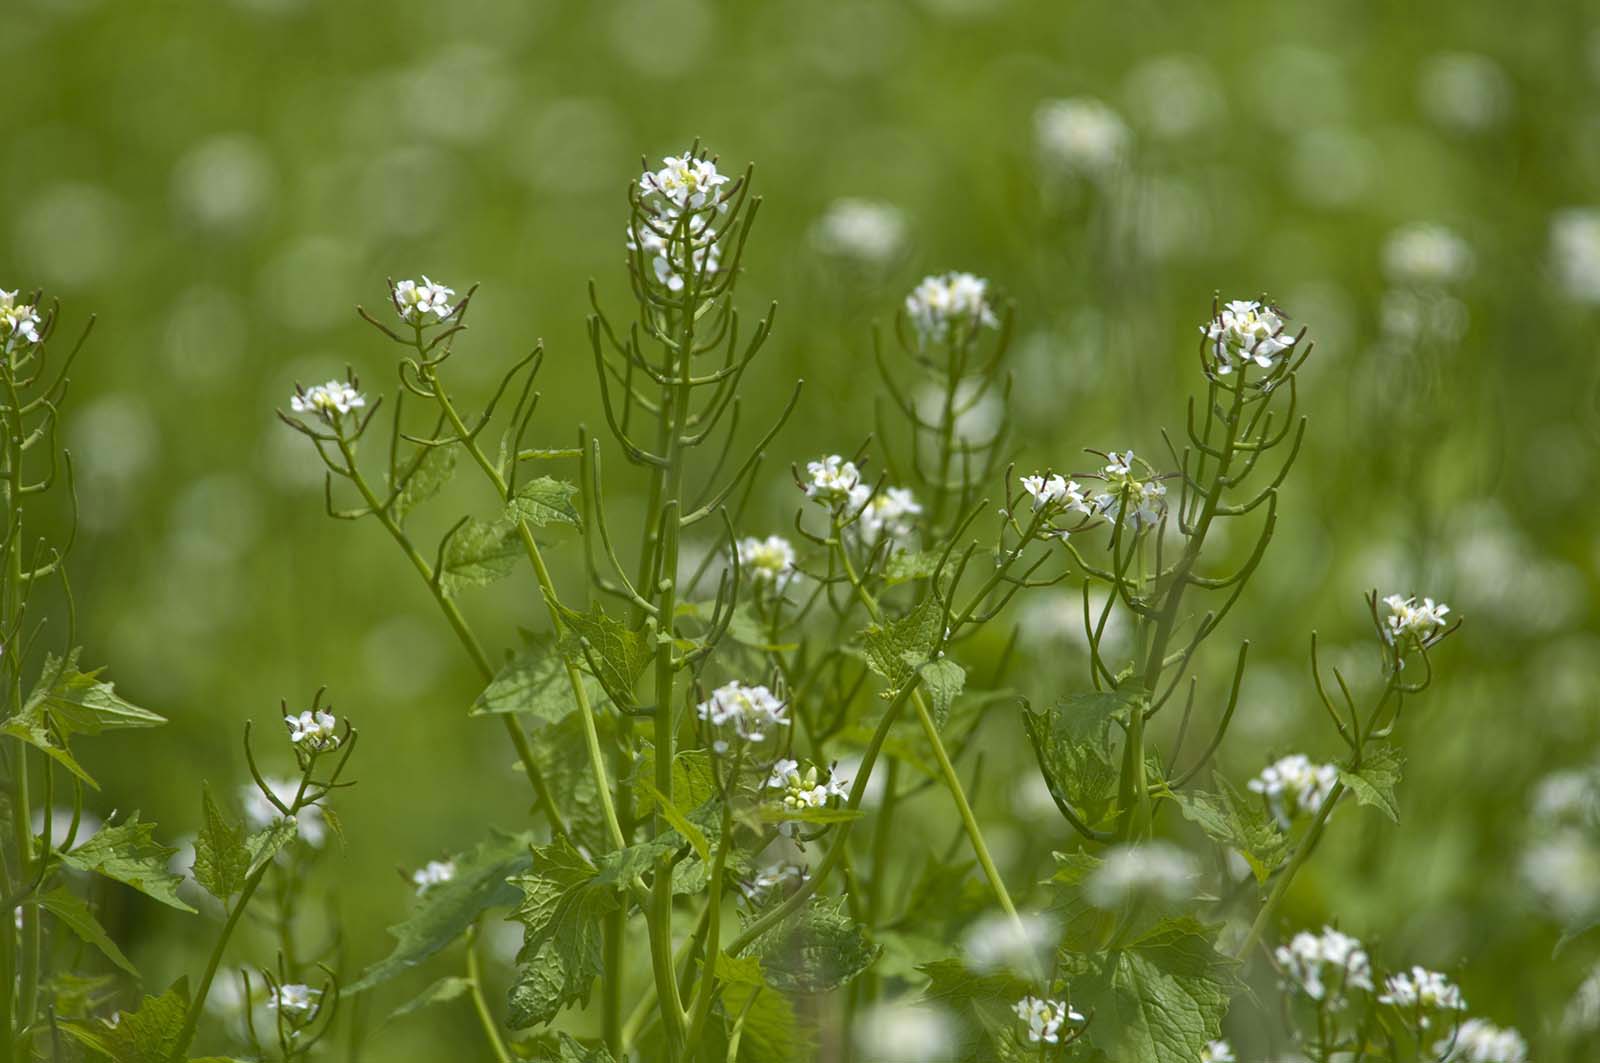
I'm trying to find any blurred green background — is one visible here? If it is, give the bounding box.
[7,0,1600,1057]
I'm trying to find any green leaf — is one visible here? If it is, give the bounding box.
[1064,916,1238,1063]
[1173,777,1289,883]
[748,896,879,993]
[26,649,166,735]
[392,445,457,526]
[471,633,609,725]
[31,887,138,977]
[637,778,711,862]
[859,594,943,691]
[61,979,189,1063]
[245,818,299,875]
[1022,691,1143,831]
[388,976,474,1022]
[529,711,618,853]
[532,1032,617,1063]
[61,815,195,913]
[919,958,1035,1060]
[1339,744,1404,823]
[442,517,522,592]
[506,836,617,1028]
[349,830,534,993]
[918,657,966,730]
[0,704,98,788]
[715,954,808,1063]
[552,602,651,704]
[193,783,251,901]
[507,477,581,529]
[883,549,941,585]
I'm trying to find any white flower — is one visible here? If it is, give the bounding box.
[1381,593,1451,644]
[1248,754,1339,827]
[1520,829,1600,923]
[1274,927,1374,1007]
[290,379,366,420]
[1383,224,1474,287]
[1020,473,1092,517]
[1013,995,1083,1045]
[1200,1041,1236,1063]
[1379,966,1467,1023]
[1435,1018,1528,1063]
[412,859,456,894]
[855,486,923,544]
[627,215,721,293]
[737,535,797,589]
[270,983,319,1017]
[1531,767,1600,830]
[0,289,42,348]
[904,272,999,347]
[853,1001,957,1063]
[812,199,907,266]
[961,911,1057,977]
[284,709,339,751]
[1092,450,1167,530]
[1084,842,1197,908]
[803,455,862,506]
[241,777,326,848]
[1551,208,1600,303]
[1034,97,1130,178]
[696,681,789,749]
[1201,299,1297,375]
[743,862,805,904]
[766,758,849,818]
[393,276,455,324]
[640,153,730,213]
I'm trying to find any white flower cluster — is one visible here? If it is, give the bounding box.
[290,380,366,420]
[736,535,797,589]
[696,681,788,752]
[1384,224,1474,288]
[1093,450,1167,530]
[1435,1018,1529,1063]
[962,911,1057,977]
[1201,299,1297,376]
[634,152,730,293]
[1381,593,1451,644]
[284,708,339,751]
[766,758,850,811]
[1013,995,1083,1045]
[812,198,907,266]
[904,272,998,347]
[1020,473,1093,517]
[1275,926,1374,1006]
[411,859,455,894]
[1084,841,1196,909]
[1379,966,1467,1023]
[0,289,42,349]
[856,486,923,545]
[803,454,862,506]
[1034,97,1130,178]
[393,276,455,324]
[852,1001,956,1063]
[269,983,319,1017]
[1248,754,1339,827]
[1200,1041,1236,1063]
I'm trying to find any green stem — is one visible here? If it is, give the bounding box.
[466,922,513,1063]
[1235,780,1342,962]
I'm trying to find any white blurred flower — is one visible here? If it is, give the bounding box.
[803,455,862,507]
[284,709,339,751]
[1274,927,1374,1007]
[1380,593,1450,644]
[1202,299,1297,376]
[812,198,907,266]
[412,859,456,894]
[1435,1018,1528,1063]
[854,485,923,545]
[904,272,999,347]
[1084,842,1196,908]
[393,276,455,324]
[290,379,366,420]
[737,535,797,589]
[1124,56,1226,140]
[1383,224,1473,288]
[915,379,1003,445]
[1531,767,1600,830]
[31,807,102,851]
[1248,754,1339,828]
[852,1000,957,1063]
[269,983,319,1017]
[743,862,806,905]
[696,682,788,750]
[1034,97,1130,178]
[1418,53,1511,133]
[241,777,326,848]
[1201,1042,1237,1063]
[1521,829,1600,924]
[0,289,42,349]
[961,910,1056,978]
[1550,208,1600,303]
[1564,963,1600,1034]
[1379,967,1467,1023]
[1013,995,1083,1045]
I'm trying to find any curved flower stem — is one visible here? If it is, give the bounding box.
[1235,780,1343,962]
[829,530,1020,920]
[466,921,513,1063]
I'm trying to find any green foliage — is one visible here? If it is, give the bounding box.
[30,888,138,977]
[1,650,165,789]
[442,516,524,592]
[507,835,629,1028]
[61,979,189,1063]
[61,815,195,913]
[747,897,879,993]
[350,830,534,992]
[530,1032,617,1063]
[507,477,582,530]
[471,633,609,725]
[552,602,652,705]
[1173,776,1289,883]
[388,976,475,1022]
[918,657,966,729]
[1339,744,1405,823]
[392,445,458,526]
[715,954,808,1063]
[859,595,943,692]
[1023,690,1143,828]
[193,782,251,901]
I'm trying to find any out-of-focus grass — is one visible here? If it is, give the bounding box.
[7,0,1599,1056]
